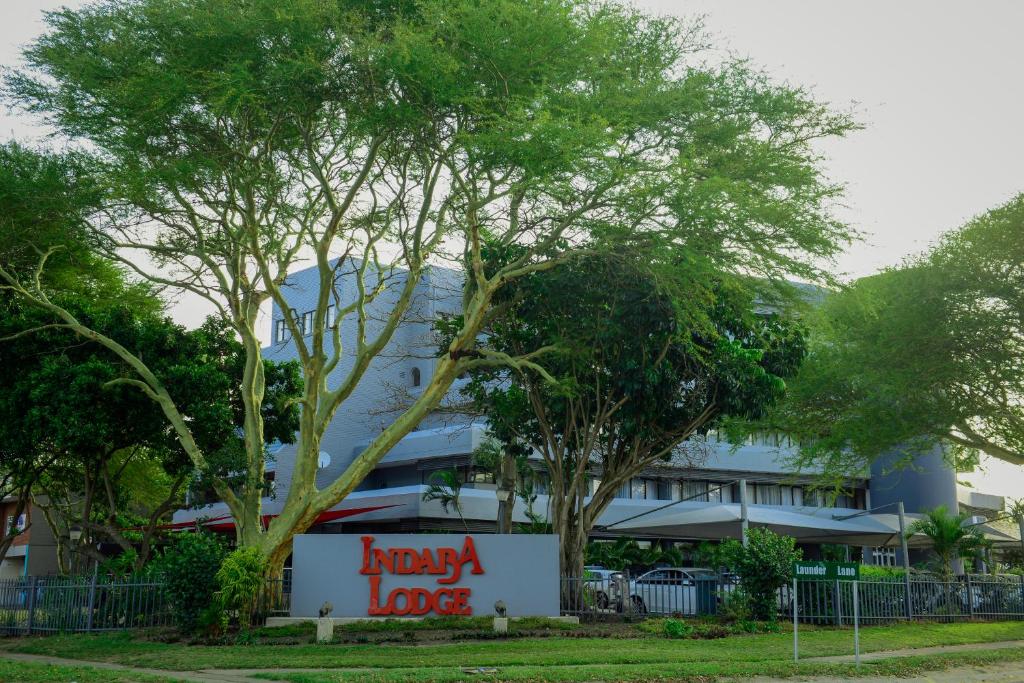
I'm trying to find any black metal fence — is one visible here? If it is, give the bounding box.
[0,574,170,635]
[782,575,1024,625]
[561,572,736,618]
[561,572,1024,623]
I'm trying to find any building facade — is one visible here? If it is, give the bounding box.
[172,262,1009,563]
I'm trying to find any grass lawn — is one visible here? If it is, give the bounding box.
[0,659,178,683]
[254,648,1024,682]
[2,621,1023,676]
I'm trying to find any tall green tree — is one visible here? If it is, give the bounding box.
[456,252,809,579]
[1,0,854,568]
[0,142,113,564]
[0,301,302,571]
[767,195,1024,483]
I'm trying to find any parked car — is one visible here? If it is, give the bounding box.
[583,565,624,609]
[621,567,720,615]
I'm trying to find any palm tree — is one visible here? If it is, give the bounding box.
[906,505,986,581]
[422,469,468,532]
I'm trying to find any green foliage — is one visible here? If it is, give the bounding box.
[720,529,802,621]
[421,469,467,531]
[716,587,754,623]
[2,0,855,563]
[216,547,267,629]
[859,565,906,581]
[585,538,687,573]
[769,194,1024,479]
[153,532,227,634]
[820,544,850,562]
[662,618,694,639]
[196,601,229,640]
[907,506,987,580]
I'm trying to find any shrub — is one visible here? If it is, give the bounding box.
[663,618,693,639]
[216,547,267,628]
[860,565,905,581]
[153,532,226,633]
[717,587,753,623]
[721,528,801,621]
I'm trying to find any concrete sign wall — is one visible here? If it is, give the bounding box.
[290,534,560,618]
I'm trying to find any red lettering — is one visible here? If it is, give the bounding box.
[372,548,394,574]
[360,536,378,575]
[451,588,471,615]
[436,548,459,584]
[435,588,455,614]
[391,588,413,616]
[362,537,485,616]
[395,548,418,574]
[367,575,387,615]
[460,537,485,576]
[420,548,443,574]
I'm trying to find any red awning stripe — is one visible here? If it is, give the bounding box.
[136,504,400,532]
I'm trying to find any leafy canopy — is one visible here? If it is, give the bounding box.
[767,194,1024,482]
[2,0,855,560]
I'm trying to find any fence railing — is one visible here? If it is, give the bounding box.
[560,573,736,618]
[561,573,1024,623]
[0,574,170,635]
[780,575,1024,624]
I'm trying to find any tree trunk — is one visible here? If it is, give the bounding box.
[496,450,517,534]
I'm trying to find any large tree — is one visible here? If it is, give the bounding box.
[457,252,808,579]
[767,194,1024,482]
[0,141,110,564]
[1,0,854,568]
[0,299,302,572]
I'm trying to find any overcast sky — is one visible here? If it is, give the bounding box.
[2,1,1022,499]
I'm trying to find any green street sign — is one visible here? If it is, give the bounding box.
[793,561,860,581]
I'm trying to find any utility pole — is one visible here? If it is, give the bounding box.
[739,479,749,547]
[898,501,912,619]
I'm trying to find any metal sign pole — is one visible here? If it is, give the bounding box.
[853,579,860,667]
[792,577,798,661]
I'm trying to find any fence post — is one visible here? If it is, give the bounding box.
[898,501,913,619]
[1020,575,1024,618]
[833,579,841,626]
[965,573,974,619]
[85,569,98,632]
[792,577,798,662]
[24,577,37,635]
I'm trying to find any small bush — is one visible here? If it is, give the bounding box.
[717,587,753,623]
[196,601,228,640]
[663,619,693,639]
[216,547,267,628]
[153,532,227,634]
[721,529,801,621]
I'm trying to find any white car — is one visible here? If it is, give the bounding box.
[624,567,720,615]
[582,566,625,609]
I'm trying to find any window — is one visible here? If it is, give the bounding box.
[706,482,723,503]
[411,367,421,387]
[274,319,290,343]
[681,479,708,502]
[630,478,648,500]
[616,480,631,499]
[326,304,337,329]
[871,547,896,567]
[757,484,782,506]
[300,310,314,336]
